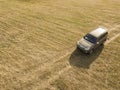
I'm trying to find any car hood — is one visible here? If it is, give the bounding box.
[78,38,94,48]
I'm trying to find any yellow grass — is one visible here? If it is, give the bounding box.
[0,0,120,90]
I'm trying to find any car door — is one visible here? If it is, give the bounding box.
[98,33,106,45]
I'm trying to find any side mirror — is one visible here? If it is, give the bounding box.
[97,42,99,44]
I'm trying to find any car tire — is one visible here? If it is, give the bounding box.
[88,49,93,54]
[101,40,106,45]
[76,45,79,49]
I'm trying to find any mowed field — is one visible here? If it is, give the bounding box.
[0,0,120,90]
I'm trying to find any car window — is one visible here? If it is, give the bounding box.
[84,34,97,44]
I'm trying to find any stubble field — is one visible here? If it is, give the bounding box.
[0,0,120,90]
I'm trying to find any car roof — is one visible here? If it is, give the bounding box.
[89,28,108,38]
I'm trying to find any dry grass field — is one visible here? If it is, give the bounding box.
[0,0,120,90]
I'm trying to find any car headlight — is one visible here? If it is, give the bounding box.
[85,47,90,50]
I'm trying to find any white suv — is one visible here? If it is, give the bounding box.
[77,28,108,54]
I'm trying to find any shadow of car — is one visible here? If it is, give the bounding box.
[69,45,104,69]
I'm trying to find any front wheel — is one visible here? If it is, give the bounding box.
[88,49,93,54]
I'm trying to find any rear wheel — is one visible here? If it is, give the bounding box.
[76,45,79,49]
[101,39,106,45]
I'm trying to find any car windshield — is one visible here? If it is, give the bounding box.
[84,34,97,43]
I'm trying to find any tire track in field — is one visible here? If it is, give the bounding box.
[14,48,74,90]
[109,25,120,32]
[105,32,120,45]
[17,25,120,90]
[35,24,120,89]
[15,25,120,90]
